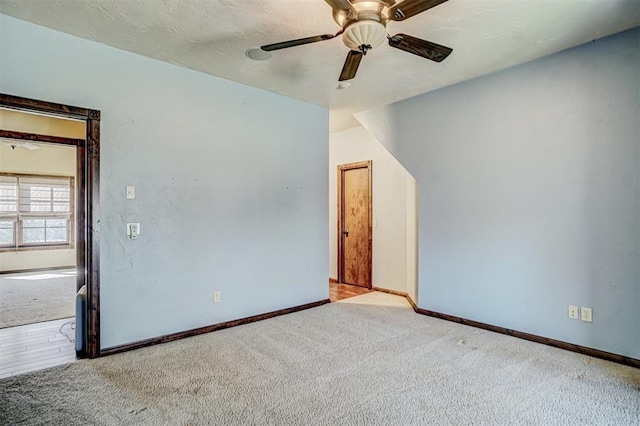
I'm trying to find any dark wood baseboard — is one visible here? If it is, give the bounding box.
[406,297,417,312]
[415,307,639,369]
[0,265,75,275]
[372,286,404,297]
[100,280,639,369]
[372,286,638,369]
[100,299,331,357]
[372,286,418,310]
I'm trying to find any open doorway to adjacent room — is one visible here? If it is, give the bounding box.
[0,96,100,377]
[328,126,418,306]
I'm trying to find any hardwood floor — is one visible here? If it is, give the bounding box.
[0,317,77,379]
[329,280,373,302]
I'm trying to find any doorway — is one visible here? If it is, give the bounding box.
[0,93,100,359]
[337,160,372,288]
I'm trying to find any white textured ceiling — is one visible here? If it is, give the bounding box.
[1,0,639,131]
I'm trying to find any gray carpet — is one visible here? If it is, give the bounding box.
[1,293,639,425]
[0,269,76,329]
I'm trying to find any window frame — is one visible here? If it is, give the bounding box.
[0,172,75,251]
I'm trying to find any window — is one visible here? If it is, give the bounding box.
[0,174,74,250]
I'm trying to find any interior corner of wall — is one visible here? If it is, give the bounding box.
[353,111,373,133]
[353,109,391,149]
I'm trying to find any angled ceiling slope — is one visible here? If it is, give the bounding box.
[1,0,639,131]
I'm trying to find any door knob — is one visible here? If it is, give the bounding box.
[342,230,349,237]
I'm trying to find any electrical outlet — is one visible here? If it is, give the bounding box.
[213,291,221,303]
[568,305,579,319]
[581,307,592,323]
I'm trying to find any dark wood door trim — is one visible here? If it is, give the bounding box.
[337,160,372,288]
[0,93,101,359]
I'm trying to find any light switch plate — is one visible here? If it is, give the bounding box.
[126,223,140,237]
[126,186,135,199]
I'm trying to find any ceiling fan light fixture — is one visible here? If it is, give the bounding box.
[342,20,387,52]
[262,0,453,82]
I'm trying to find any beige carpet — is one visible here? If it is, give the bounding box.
[1,292,638,425]
[0,269,76,329]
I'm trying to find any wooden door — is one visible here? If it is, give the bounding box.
[338,161,372,288]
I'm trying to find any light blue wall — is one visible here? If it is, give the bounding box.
[1,15,329,349]
[357,28,640,359]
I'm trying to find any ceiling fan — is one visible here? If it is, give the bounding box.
[260,0,453,81]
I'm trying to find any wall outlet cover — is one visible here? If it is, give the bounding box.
[568,305,579,319]
[581,307,593,322]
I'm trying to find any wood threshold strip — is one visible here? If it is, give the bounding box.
[100,299,330,357]
[372,286,639,369]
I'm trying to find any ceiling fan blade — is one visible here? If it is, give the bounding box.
[261,33,338,52]
[325,0,356,13]
[339,50,363,81]
[388,34,452,62]
[388,0,449,21]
